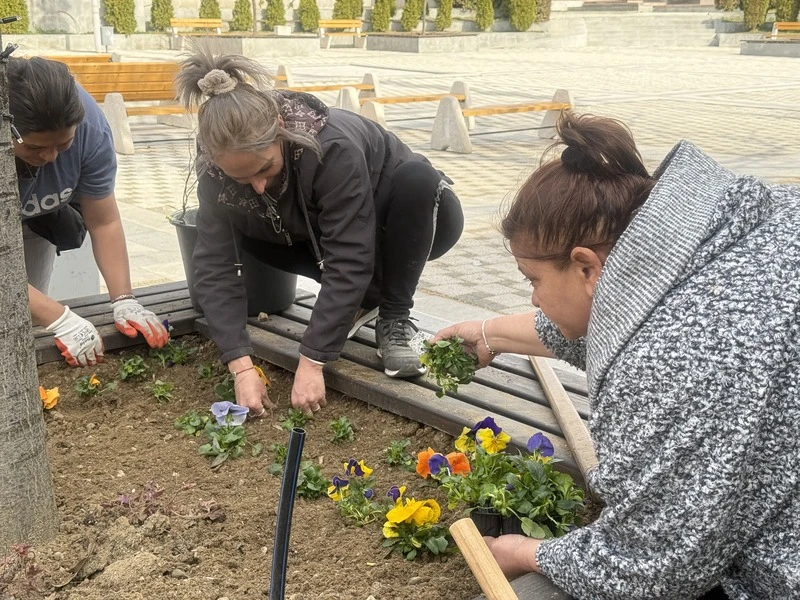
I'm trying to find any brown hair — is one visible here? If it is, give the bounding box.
[501,112,655,266]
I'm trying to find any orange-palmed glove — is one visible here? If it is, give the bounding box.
[46,306,104,367]
[111,298,169,348]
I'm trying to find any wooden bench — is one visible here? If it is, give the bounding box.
[318,19,366,48]
[69,61,188,156]
[274,64,380,99]
[359,81,472,130]
[767,21,800,39]
[43,53,114,66]
[430,89,574,154]
[169,17,223,35]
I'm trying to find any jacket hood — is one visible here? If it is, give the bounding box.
[276,90,329,137]
[585,141,777,398]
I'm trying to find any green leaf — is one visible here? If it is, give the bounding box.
[210,452,229,468]
[251,443,263,457]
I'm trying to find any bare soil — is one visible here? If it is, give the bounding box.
[5,336,481,600]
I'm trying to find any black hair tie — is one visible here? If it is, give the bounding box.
[561,146,594,172]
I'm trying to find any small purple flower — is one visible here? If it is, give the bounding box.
[428,453,451,476]
[210,401,249,426]
[469,416,501,437]
[163,319,172,332]
[332,475,349,488]
[505,483,515,491]
[387,486,403,502]
[345,459,364,477]
[363,489,374,500]
[527,432,554,457]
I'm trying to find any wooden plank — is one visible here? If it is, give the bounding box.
[195,318,582,482]
[285,83,373,92]
[55,281,189,311]
[81,81,176,93]
[319,19,362,26]
[170,18,223,26]
[126,105,194,117]
[361,93,465,106]
[72,72,178,85]
[323,32,367,36]
[473,573,573,600]
[462,102,570,118]
[69,63,180,75]
[451,518,520,600]
[36,308,200,366]
[46,54,112,64]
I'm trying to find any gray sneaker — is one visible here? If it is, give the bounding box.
[375,318,426,378]
[348,307,379,339]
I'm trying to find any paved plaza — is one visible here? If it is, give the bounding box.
[106,44,799,321]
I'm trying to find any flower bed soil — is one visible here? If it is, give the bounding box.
[9,336,481,600]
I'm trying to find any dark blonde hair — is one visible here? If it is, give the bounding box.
[502,112,655,266]
[174,47,320,159]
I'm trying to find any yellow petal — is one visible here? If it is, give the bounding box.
[382,521,400,538]
[455,428,476,454]
[41,386,59,410]
[89,375,100,386]
[357,460,373,478]
[386,498,424,524]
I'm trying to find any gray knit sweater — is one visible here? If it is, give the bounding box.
[534,142,800,599]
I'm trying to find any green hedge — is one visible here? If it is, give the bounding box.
[333,0,363,19]
[742,0,769,28]
[435,0,453,30]
[231,0,253,30]
[714,0,741,9]
[371,0,393,31]
[793,0,800,20]
[150,0,173,31]
[507,0,534,30]
[263,0,285,30]
[297,0,320,31]
[103,0,136,34]
[400,0,423,31]
[0,0,28,33]
[475,0,493,30]
[775,0,799,19]
[199,0,222,19]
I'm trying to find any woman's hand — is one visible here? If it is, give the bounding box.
[229,357,273,418]
[291,356,327,415]
[483,534,542,579]
[432,320,496,368]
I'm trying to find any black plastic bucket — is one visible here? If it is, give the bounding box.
[171,208,297,316]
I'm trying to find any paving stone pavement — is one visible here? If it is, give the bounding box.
[110,45,799,318]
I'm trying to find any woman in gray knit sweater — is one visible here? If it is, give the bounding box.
[435,113,799,599]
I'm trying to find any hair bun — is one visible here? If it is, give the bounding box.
[561,145,594,172]
[197,69,237,96]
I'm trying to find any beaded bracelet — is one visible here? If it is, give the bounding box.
[111,293,136,303]
[481,319,497,356]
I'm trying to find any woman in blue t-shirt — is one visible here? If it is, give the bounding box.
[9,57,169,365]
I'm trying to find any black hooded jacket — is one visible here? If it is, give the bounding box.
[193,92,431,363]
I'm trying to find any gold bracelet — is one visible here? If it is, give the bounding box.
[481,319,497,356]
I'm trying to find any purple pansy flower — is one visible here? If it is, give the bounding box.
[387,486,403,502]
[345,459,364,477]
[332,475,349,488]
[363,489,374,500]
[210,401,249,426]
[527,432,555,457]
[469,416,501,437]
[428,453,452,476]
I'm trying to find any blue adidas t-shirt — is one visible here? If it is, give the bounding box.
[19,86,116,220]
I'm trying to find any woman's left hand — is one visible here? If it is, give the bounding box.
[483,534,542,579]
[291,356,327,415]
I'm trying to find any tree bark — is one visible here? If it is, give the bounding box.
[0,60,58,547]
[252,0,259,33]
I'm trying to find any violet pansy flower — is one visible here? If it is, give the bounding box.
[210,401,249,426]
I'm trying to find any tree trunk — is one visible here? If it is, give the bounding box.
[252,0,259,33]
[0,60,59,548]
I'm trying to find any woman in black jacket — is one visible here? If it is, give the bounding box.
[176,50,463,417]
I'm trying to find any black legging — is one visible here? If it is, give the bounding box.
[240,161,463,319]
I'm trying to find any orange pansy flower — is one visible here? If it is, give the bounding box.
[416,447,435,478]
[446,452,471,475]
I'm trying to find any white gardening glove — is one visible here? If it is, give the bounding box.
[46,306,104,367]
[111,298,169,348]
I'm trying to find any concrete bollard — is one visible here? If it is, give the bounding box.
[359,72,380,100]
[450,80,474,131]
[361,100,388,129]
[430,96,472,154]
[275,64,294,88]
[100,93,135,155]
[156,102,197,130]
[539,89,574,139]
[335,86,361,113]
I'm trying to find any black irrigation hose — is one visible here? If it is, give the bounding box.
[269,427,306,600]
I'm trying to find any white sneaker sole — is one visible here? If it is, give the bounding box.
[377,348,427,378]
[347,307,379,339]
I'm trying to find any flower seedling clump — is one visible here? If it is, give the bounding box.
[119,355,149,381]
[174,410,210,436]
[267,443,288,476]
[280,408,312,431]
[150,340,197,368]
[149,380,174,404]
[39,386,59,410]
[382,486,452,560]
[74,374,117,398]
[197,363,216,379]
[383,440,416,471]
[296,462,329,499]
[214,375,235,401]
[197,401,262,468]
[420,337,478,397]
[327,459,383,526]
[329,416,355,444]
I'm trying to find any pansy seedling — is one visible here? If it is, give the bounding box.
[428,453,451,477]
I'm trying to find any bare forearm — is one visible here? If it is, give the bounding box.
[28,284,65,327]
[484,312,553,358]
[89,220,133,300]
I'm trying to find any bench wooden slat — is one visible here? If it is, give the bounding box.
[69,62,180,74]
[82,82,176,94]
[361,93,465,106]
[318,19,362,27]
[286,82,373,92]
[462,101,570,118]
[170,18,223,26]
[46,54,113,64]
[126,104,195,116]
[74,72,179,84]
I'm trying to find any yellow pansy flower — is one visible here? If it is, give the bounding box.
[382,521,400,538]
[89,374,101,387]
[39,386,59,410]
[454,427,476,454]
[386,497,441,526]
[476,427,510,454]
[343,459,373,478]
